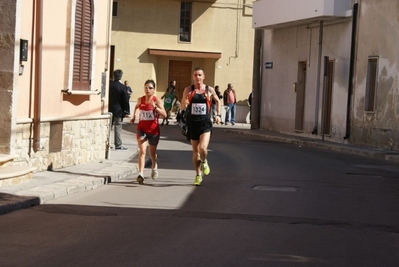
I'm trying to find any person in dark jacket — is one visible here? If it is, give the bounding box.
[211,85,223,124]
[109,69,130,150]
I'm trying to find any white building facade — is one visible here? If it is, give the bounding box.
[253,0,399,151]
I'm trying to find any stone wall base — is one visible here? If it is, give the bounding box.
[14,118,110,171]
[0,172,32,187]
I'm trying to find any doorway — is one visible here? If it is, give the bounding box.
[295,61,307,131]
[323,60,334,135]
[168,60,193,102]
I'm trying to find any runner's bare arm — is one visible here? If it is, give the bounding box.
[180,86,191,111]
[130,97,142,124]
[154,98,167,118]
[209,87,221,118]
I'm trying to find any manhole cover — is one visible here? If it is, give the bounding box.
[252,185,299,192]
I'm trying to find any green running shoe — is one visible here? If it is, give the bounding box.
[201,160,210,176]
[194,175,202,186]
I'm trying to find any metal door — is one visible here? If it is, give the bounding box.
[323,60,334,135]
[295,61,307,131]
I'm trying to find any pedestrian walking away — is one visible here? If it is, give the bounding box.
[181,67,222,186]
[130,79,167,184]
[109,69,130,150]
[169,80,181,115]
[223,83,237,125]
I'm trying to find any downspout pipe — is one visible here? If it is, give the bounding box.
[251,29,263,130]
[227,0,241,66]
[344,3,358,140]
[103,0,113,159]
[311,21,323,135]
[33,0,43,152]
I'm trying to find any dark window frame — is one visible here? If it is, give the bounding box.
[364,57,378,112]
[179,2,192,42]
[112,2,118,17]
[73,0,93,91]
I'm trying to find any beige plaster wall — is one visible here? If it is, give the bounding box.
[17,0,111,120]
[351,0,399,150]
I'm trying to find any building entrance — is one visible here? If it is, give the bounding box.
[168,60,193,103]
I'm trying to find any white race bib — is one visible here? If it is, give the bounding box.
[139,110,155,121]
[191,103,206,115]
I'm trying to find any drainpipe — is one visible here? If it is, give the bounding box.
[251,29,263,130]
[33,0,43,152]
[103,0,113,159]
[104,112,113,159]
[344,3,358,140]
[311,21,323,135]
[227,0,241,66]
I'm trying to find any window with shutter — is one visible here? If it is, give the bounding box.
[73,0,93,90]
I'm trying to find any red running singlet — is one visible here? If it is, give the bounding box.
[137,96,160,135]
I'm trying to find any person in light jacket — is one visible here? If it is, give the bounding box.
[223,83,237,125]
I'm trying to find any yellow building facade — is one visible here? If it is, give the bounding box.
[111,0,255,121]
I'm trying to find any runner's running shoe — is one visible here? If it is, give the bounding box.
[151,168,158,180]
[151,159,158,179]
[137,174,145,185]
[194,175,202,186]
[201,160,210,176]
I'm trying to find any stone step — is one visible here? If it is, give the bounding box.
[0,154,18,165]
[0,166,36,187]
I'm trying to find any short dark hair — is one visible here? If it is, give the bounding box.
[145,79,156,88]
[113,69,123,80]
[194,67,203,72]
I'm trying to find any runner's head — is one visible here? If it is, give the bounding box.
[144,79,156,96]
[193,67,205,86]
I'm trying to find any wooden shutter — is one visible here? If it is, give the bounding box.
[73,0,93,90]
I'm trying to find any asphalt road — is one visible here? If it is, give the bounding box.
[1,124,399,267]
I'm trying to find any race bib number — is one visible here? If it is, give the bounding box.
[191,103,206,115]
[165,98,172,104]
[139,110,155,121]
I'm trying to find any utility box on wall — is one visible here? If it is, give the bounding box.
[20,39,28,62]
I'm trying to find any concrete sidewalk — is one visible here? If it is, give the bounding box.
[1,121,399,215]
[0,122,139,215]
[223,126,399,163]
